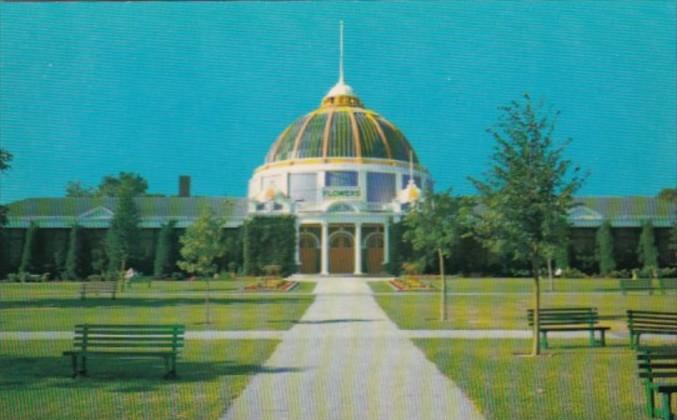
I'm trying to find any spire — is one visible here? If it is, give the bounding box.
[322,20,361,107]
[338,20,345,84]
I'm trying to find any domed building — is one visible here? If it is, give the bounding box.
[247,60,431,275]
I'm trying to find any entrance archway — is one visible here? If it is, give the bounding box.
[365,232,384,274]
[329,231,354,273]
[299,232,320,274]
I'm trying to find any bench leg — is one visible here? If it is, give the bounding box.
[598,330,606,347]
[658,392,672,420]
[540,331,548,349]
[645,381,656,418]
[71,354,78,378]
[164,356,177,379]
[79,355,88,376]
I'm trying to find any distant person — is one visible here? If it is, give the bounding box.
[124,267,136,281]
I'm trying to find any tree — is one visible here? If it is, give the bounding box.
[403,190,467,321]
[0,148,13,228]
[177,205,227,324]
[470,94,584,356]
[637,220,658,273]
[154,221,177,278]
[66,181,95,197]
[657,188,677,202]
[65,225,85,280]
[595,220,616,276]
[65,172,148,198]
[19,222,39,274]
[105,186,140,273]
[97,172,148,197]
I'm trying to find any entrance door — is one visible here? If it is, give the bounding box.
[299,233,319,274]
[329,231,354,273]
[366,233,384,274]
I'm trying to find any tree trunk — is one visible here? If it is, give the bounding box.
[206,276,212,324]
[119,259,126,292]
[531,262,541,356]
[439,248,447,321]
[547,257,553,292]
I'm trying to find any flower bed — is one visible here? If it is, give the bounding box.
[243,278,298,292]
[389,276,437,291]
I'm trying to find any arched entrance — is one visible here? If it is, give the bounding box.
[365,232,385,274]
[299,232,320,274]
[329,231,354,273]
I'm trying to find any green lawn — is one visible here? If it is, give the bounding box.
[369,277,675,294]
[0,339,279,419]
[375,293,676,330]
[415,338,676,419]
[0,280,315,331]
[0,279,316,297]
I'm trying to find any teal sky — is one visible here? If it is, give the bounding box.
[1,2,675,203]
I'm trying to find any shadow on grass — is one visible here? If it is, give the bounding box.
[0,354,302,392]
[0,296,312,310]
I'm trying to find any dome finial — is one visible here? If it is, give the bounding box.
[339,20,345,84]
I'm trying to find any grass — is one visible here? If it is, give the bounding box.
[0,280,315,332]
[0,279,316,297]
[368,277,676,294]
[375,292,677,330]
[414,338,676,419]
[0,339,280,419]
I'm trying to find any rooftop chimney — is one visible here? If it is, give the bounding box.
[179,176,191,197]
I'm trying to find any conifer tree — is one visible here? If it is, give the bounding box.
[19,222,39,274]
[154,221,176,278]
[637,220,658,271]
[595,220,615,275]
[65,225,84,280]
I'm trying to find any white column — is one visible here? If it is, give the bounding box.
[321,221,329,275]
[354,223,363,275]
[383,220,390,264]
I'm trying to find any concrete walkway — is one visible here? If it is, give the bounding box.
[222,277,484,420]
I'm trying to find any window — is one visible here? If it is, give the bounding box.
[367,172,396,203]
[326,171,358,187]
[289,173,317,203]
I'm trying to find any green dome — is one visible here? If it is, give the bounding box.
[265,104,419,164]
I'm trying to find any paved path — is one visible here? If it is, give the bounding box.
[221,278,484,420]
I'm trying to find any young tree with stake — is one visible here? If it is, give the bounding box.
[471,94,585,356]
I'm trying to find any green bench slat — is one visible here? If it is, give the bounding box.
[75,324,184,329]
[74,336,182,341]
[629,311,677,316]
[75,328,184,336]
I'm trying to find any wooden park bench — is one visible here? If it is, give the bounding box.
[659,279,677,294]
[627,310,677,349]
[62,324,185,378]
[620,279,654,295]
[80,282,118,300]
[636,350,677,420]
[527,307,610,349]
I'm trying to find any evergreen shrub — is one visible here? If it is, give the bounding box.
[243,215,296,276]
